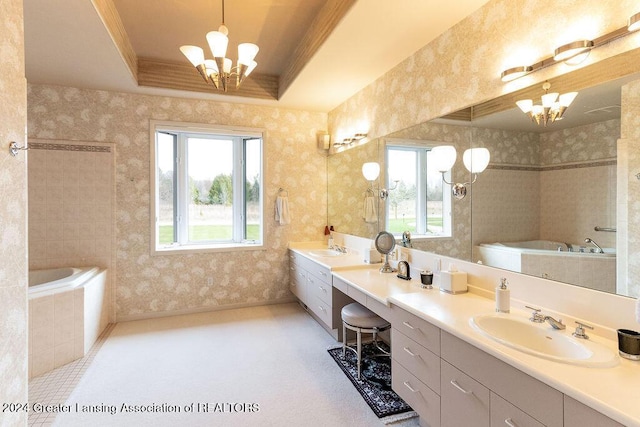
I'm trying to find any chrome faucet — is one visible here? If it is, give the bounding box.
[543,315,566,330]
[584,237,604,254]
[564,242,574,252]
[525,306,566,329]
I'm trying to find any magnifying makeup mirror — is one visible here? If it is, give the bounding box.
[375,231,397,273]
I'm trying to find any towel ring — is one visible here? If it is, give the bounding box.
[278,187,288,196]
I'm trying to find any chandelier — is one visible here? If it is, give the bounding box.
[179,0,259,92]
[515,82,577,127]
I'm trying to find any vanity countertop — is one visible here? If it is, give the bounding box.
[288,242,374,270]
[288,243,640,426]
[388,290,640,426]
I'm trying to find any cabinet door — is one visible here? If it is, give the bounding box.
[441,360,490,427]
[289,262,306,302]
[491,393,544,427]
[564,396,624,427]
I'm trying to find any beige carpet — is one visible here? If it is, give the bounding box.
[53,303,419,427]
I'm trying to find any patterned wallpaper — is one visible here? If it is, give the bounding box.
[619,80,640,297]
[0,0,28,424]
[27,85,327,320]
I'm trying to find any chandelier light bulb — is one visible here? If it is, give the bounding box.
[362,162,381,181]
[463,148,490,174]
[180,45,205,67]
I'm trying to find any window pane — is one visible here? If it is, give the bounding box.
[387,149,417,234]
[245,138,261,241]
[187,137,233,242]
[157,133,176,245]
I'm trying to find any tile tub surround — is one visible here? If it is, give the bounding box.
[29,269,109,378]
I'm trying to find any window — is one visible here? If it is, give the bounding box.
[385,143,452,238]
[151,121,264,253]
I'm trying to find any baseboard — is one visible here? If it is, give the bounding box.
[115,296,298,323]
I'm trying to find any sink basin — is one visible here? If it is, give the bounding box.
[470,314,618,368]
[308,249,345,257]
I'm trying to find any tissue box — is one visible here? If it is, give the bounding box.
[364,249,381,264]
[440,271,468,294]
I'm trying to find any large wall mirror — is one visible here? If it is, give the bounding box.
[327,49,640,299]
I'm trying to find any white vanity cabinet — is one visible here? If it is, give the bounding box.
[389,302,625,427]
[288,250,351,339]
[390,306,441,427]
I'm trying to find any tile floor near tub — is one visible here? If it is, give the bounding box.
[28,323,115,426]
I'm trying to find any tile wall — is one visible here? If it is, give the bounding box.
[27,140,115,274]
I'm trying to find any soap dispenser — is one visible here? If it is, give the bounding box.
[496,277,510,313]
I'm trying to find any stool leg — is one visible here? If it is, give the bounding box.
[342,322,347,357]
[356,328,362,379]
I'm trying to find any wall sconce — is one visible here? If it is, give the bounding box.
[362,161,398,200]
[629,12,640,32]
[553,40,594,63]
[500,11,640,81]
[316,131,330,150]
[431,146,490,200]
[334,132,368,147]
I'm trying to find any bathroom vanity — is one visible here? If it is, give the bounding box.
[288,242,639,426]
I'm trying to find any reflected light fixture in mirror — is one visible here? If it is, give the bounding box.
[362,162,398,200]
[431,146,490,200]
[515,82,578,127]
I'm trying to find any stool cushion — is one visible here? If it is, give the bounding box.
[341,302,390,329]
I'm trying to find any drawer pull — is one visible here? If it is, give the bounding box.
[308,278,314,284]
[403,381,418,393]
[450,380,473,395]
[402,321,416,330]
[504,418,517,427]
[403,347,417,357]
[319,306,326,313]
[319,286,327,293]
[319,271,327,277]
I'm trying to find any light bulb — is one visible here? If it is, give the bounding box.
[179,45,205,67]
[362,162,380,181]
[206,31,229,58]
[463,148,490,174]
[431,145,457,173]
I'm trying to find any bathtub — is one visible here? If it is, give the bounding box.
[475,240,616,294]
[487,240,616,255]
[29,267,100,295]
[29,267,110,378]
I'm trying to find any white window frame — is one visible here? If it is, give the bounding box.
[385,139,453,240]
[150,120,265,255]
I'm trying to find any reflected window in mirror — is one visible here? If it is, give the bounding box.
[385,144,452,238]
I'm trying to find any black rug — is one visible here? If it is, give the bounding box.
[327,342,416,423]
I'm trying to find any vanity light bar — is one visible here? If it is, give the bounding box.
[500,12,640,81]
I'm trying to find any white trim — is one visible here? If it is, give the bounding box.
[116,297,297,323]
[149,120,266,256]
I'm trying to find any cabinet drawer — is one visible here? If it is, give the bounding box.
[308,274,332,305]
[390,305,440,355]
[299,257,331,285]
[441,360,490,427]
[290,262,306,285]
[289,279,305,301]
[441,331,562,427]
[392,328,440,394]
[308,297,332,327]
[392,359,440,427]
[491,393,544,427]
